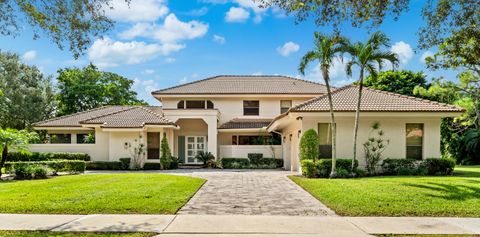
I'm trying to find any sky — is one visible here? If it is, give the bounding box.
[1,0,457,105]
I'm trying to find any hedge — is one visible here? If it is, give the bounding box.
[381,158,455,176]
[4,160,86,174]
[221,157,283,169]
[86,161,123,170]
[8,152,91,162]
[301,159,358,178]
[143,162,161,170]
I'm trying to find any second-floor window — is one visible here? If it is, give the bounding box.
[177,100,214,109]
[280,100,292,113]
[243,100,259,116]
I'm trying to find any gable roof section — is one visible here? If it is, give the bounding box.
[291,85,464,112]
[152,75,328,95]
[34,106,176,128]
[219,118,272,129]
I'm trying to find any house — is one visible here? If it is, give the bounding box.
[32,75,463,171]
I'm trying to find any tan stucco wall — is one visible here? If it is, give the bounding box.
[296,114,442,169]
[108,131,146,161]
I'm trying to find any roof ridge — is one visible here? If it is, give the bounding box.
[152,75,221,94]
[79,106,137,124]
[290,84,353,111]
[33,105,124,126]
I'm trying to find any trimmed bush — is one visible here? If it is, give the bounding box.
[248,153,263,165]
[86,161,122,170]
[301,160,316,178]
[299,129,319,161]
[381,158,455,176]
[119,158,131,170]
[221,157,283,169]
[143,162,161,170]
[170,157,179,169]
[13,163,35,179]
[316,159,358,178]
[7,152,90,162]
[6,160,85,174]
[381,159,418,175]
[32,165,49,179]
[423,158,456,175]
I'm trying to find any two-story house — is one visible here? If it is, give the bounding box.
[32,75,463,171]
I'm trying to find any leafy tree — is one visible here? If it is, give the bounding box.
[299,32,348,178]
[363,70,428,96]
[0,128,37,177]
[344,31,399,171]
[160,133,172,169]
[56,64,146,115]
[0,0,130,58]
[0,52,56,129]
[299,129,319,162]
[257,0,409,31]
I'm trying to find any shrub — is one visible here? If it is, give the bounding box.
[6,160,85,175]
[86,161,122,170]
[363,121,389,175]
[299,129,319,161]
[301,160,316,178]
[206,159,221,168]
[221,157,283,169]
[170,157,179,169]
[316,159,358,178]
[143,162,161,170]
[7,152,90,162]
[32,165,49,179]
[381,159,418,175]
[119,158,131,170]
[423,158,456,175]
[160,133,172,169]
[195,151,215,166]
[248,153,263,165]
[336,168,349,178]
[13,163,35,179]
[221,158,249,168]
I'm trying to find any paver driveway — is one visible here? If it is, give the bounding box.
[177,170,335,216]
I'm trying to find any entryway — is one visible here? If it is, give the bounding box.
[185,136,206,164]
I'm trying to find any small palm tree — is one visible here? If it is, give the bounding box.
[344,31,399,172]
[195,151,215,167]
[299,32,348,178]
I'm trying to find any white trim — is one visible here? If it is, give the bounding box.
[218,128,268,133]
[155,94,321,99]
[293,111,463,118]
[34,127,94,131]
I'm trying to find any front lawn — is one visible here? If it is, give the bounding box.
[0,174,205,214]
[290,166,480,217]
[0,231,156,237]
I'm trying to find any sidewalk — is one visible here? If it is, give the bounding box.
[1,214,479,236]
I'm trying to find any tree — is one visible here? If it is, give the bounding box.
[298,32,348,178]
[299,129,319,162]
[344,31,399,171]
[0,128,37,177]
[56,64,146,115]
[0,0,130,58]
[257,0,409,31]
[0,52,56,129]
[363,70,428,96]
[160,133,172,169]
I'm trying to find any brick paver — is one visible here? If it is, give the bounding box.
[177,170,335,216]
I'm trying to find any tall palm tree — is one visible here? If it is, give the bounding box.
[344,31,399,172]
[299,32,348,178]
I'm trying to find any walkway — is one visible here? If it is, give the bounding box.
[1,214,480,236]
[176,170,334,216]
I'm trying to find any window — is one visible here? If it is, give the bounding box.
[406,124,423,160]
[177,101,185,109]
[243,100,259,116]
[49,134,71,144]
[76,133,95,144]
[232,135,238,145]
[207,100,214,109]
[318,123,333,158]
[231,134,281,145]
[280,100,292,113]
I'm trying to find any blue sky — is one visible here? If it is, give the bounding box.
[1,0,457,105]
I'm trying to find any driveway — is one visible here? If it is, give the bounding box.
[176,170,335,216]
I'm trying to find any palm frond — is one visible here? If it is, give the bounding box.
[298,51,317,75]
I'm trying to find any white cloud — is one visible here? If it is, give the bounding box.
[105,0,169,22]
[420,50,434,64]
[165,57,176,63]
[180,77,188,84]
[22,50,36,61]
[225,7,250,23]
[143,69,155,75]
[119,14,208,44]
[391,41,413,65]
[303,57,354,86]
[277,41,299,57]
[213,34,226,44]
[186,7,209,16]
[88,37,180,67]
[134,78,159,95]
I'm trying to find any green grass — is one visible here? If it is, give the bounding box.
[0,231,156,237]
[290,166,480,217]
[0,174,205,214]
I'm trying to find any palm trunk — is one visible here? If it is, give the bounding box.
[322,67,337,178]
[352,69,364,173]
[0,144,8,178]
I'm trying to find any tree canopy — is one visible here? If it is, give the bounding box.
[0,0,129,58]
[363,70,428,96]
[56,64,147,116]
[0,51,56,129]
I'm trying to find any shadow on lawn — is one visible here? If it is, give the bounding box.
[403,182,480,201]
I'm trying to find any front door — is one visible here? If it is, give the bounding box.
[186,136,206,164]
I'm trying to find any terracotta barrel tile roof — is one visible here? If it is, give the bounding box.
[34,106,176,128]
[152,75,327,94]
[291,85,464,112]
[219,118,273,129]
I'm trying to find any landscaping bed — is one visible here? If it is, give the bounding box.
[290,166,480,217]
[0,231,156,237]
[0,174,205,214]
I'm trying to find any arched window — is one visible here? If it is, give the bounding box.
[207,100,214,109]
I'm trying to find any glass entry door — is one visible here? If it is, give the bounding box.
[186,136,206,164]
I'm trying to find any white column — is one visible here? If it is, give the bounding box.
[167,129,174,156]
[71,133,77,144]
[205,117,218,159]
